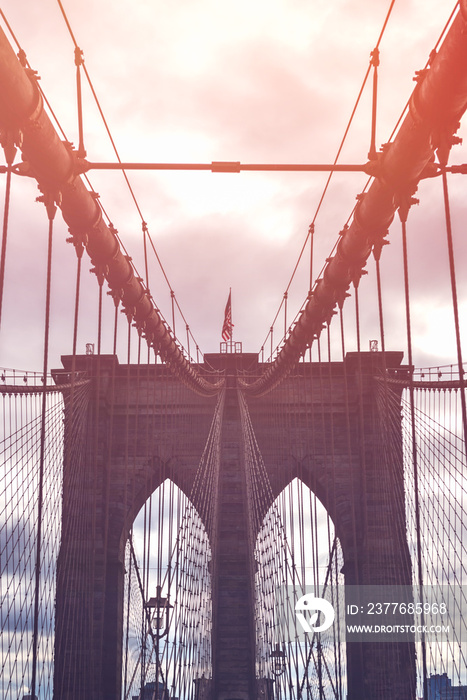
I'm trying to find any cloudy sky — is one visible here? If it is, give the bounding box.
[0,0,466,372]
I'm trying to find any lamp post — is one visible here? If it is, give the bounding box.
[144,586,173,699]
[145,585,173,639]
[270,644,286,699]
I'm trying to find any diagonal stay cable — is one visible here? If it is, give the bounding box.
[258,0,397,354]
[260,0,460,365]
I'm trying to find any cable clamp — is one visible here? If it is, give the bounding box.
[372,237,389,262]
[74,47,84,67]
[0,130,19,166]
[36,188,61,221]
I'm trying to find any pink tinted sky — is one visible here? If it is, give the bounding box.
[0,0,466,371]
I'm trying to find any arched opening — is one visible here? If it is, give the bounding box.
[254,477,346,700]
[122,478,212,700]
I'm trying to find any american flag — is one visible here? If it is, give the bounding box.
[222,290,233,341]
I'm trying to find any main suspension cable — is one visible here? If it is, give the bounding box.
[258,0,397,359]
[53,0,206,366]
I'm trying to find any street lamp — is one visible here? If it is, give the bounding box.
[143,586,174,700]
[270,643,286,678]
[145,585,173,639]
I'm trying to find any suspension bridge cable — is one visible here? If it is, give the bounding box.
[0,7,210,378]
[399,203,429,698]
[53,0,206,365]
[30,196,57,700]
[0,135,15,330]
[439,166,467,458]
[0,9,71,144]
[257,1,464,387]
[258,0,397,358]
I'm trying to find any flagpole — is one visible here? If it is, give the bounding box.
[221,288,234,352]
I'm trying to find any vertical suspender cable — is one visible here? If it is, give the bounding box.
[141,502,148,690]
[353,279,362,354]
[99,294,119,689]
[283,292,288,341]
[308,223,314,294]
[69,236,84,455]
[142,221,149,291]
[74,47,86,159]
[171,290,176,340]
[0,135,16,330]
[440,168,467,458]
[0,164,11,330]
[112,297,119,356]
[122,314,132,628]
[62,230,84,698]
[368,48,380,161]
[373,239,387,357]
[339,303,361,589]
[0,164,11,331]
[96,268,104,355]
[186,324,191,363]
[71,243,83,359]
[123,529,133,700]
[353,274,369,579]
[31,194,57,700]
[399,207,428,699]
[89,264,104,690]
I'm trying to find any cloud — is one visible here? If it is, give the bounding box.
[0,0,465,370]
